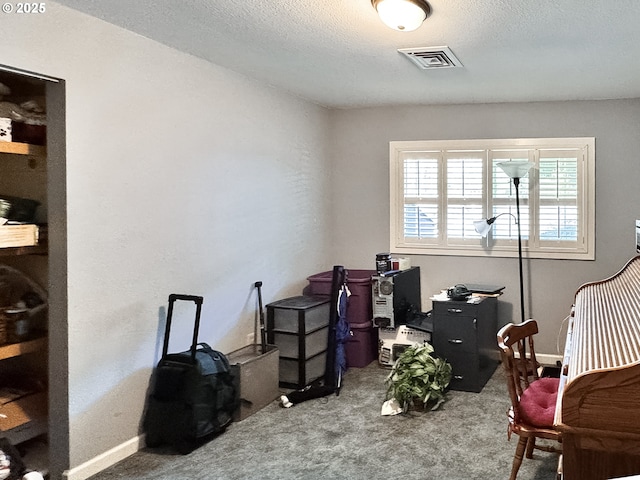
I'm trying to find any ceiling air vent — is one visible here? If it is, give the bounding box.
[398,46,463,70]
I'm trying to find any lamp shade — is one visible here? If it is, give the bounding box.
[474,218,494,237]
[497,161,534,179]
[371,0,430,31]
[473,213,517,237]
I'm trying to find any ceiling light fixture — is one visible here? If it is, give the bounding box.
[371,0,431,32]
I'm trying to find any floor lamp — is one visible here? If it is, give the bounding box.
[473,161,533,323]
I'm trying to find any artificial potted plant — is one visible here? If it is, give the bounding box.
[385,343,452,412]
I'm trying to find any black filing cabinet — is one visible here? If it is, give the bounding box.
[431,296,498,392]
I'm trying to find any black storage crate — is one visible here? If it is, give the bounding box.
[266,295,331,389]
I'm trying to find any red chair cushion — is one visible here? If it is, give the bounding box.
[518,377,559,427]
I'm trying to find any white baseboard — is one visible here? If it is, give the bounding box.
[62,435,143,480]
[537,353,563,366]
[509,352,562,367]
[493,350,562,367]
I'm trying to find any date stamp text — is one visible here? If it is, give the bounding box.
[2,3,46,14]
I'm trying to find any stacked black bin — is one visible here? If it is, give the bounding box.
[266,295,331,389]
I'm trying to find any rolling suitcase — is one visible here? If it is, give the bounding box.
[143,294,238,453]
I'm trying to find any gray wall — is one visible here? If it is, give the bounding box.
[329,100,640,356]
[3,3,333,478]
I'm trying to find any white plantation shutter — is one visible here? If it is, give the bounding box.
[537,152,579,244]
[445,153,484,242]
[390,139,595,260]
[403,157,439,239]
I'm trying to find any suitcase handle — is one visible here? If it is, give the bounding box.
[169,294,204,304]
[162,294,204,361]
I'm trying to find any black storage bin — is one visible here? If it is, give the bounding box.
[266,295,330,389]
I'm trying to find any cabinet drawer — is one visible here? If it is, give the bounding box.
[439,350,481,392]
[272,326,328,359]
[432,301,478,317]
[433,316,478,354]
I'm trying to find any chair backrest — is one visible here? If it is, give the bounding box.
[497,320,541,415]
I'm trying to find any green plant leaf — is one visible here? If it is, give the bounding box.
[431,397,445,411]
[384,344,452,411]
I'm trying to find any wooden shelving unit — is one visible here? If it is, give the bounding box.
[0,138,49,453]
[0,72,50,476]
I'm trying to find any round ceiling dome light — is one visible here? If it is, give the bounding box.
[371,0,431,32]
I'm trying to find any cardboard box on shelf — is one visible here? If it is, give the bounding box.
[0,224,39,248]
[0,391,47,445]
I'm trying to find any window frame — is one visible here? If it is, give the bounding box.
[389,138,595,260]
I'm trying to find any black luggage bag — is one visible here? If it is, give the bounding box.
[143,294,238,453]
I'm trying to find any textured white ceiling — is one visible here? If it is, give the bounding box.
[54,0,640,109]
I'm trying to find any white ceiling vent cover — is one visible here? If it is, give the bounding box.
[398,46,463,69]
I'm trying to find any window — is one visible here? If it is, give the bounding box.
[389,138,595,260]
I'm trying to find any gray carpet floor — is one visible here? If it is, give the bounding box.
[89,362,558,480]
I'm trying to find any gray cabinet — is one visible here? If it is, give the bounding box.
[431,296,499,392]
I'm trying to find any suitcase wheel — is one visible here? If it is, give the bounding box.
[145,431,162,448]
[175,437,197,455]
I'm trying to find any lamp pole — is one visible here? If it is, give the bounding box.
[495,160,533,324]
[514,177,526,323]
[474,208,526,323]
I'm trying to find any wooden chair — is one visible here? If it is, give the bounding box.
[497,320,562,480]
